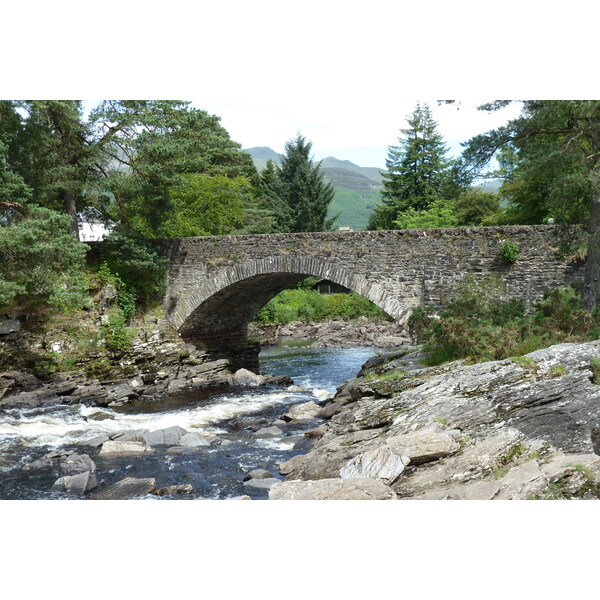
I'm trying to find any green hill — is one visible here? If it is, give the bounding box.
[244,147,383,230]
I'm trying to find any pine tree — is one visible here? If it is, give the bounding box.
[371,103,454,229]
[276,134,336,232]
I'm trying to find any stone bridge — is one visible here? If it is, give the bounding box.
[159,225,582,370]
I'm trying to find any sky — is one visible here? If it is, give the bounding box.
[193,97,523,168]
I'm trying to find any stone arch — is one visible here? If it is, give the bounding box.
[174,256,419,370]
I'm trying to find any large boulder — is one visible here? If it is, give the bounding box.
[142,425,188,446]
[282,401,322,422]
[52,471,97,495]
[231,368,264,387]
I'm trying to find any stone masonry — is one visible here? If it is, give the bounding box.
[156,225,583,370]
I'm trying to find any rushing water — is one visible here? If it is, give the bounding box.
[0,346,376,500]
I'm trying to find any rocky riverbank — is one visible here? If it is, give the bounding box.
[249,317,410,348]
[269,340,600,500]
[0,313,291,411]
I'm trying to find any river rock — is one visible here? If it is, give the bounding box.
[0,388,62,408]
[254,426,283,439]
[0,319,21,335]
[0,370,41,398]
[22,451,96,477]
[243,477,281,492]
[52,471,98,495]
[91,477,157,500]
[243,469,276,481]
[143,425,188,446]
[339,447,410,484]
[178,432,215,447]
[269,477,397,500]
[232,368,264,386]
[78,433,110,447]
[282,401,322,422]
[98,440,155,456]
[386,432,461,465]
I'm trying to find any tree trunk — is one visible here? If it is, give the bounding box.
[63,190,80,242]
[581,191,600,312]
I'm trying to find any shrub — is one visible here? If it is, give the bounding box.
[408,277,599,366]
[253,289,388,323]
[499,240,520,263]
[101,309,135,354]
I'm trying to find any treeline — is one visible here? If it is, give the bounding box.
[0,101,335,315]
[369,100,600,313]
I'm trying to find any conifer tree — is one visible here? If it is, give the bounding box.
[370,103,455,229]
[275,134,336,232]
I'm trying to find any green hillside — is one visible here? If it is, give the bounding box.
[244,147,383,230]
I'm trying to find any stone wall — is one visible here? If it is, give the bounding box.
[157,225,583,368]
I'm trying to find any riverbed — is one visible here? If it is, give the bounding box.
[0,346,376,500]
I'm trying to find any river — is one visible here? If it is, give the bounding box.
[0,346,376,500]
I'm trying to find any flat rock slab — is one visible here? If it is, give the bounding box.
[386,432,460,465]
[269,477,397,500]
[98,440,155,456]
[178,432,214,447]
[92,477,157,500]
[340,447,409,483]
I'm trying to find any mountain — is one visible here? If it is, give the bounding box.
[244,147,384,230]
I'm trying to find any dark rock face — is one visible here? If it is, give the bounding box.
[272,341,600,500]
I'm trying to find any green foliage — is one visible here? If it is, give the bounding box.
[549,364,567,377]
[408,276,599,365]
[499,443,527,465]
[499,240,520,263]
[162,174,253,237]
[99,230,166,308]
[100,308,135,354]
[393,199,458,229]
[0,206,89,311]
[452,188,504,226]
[253,290,388,324]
